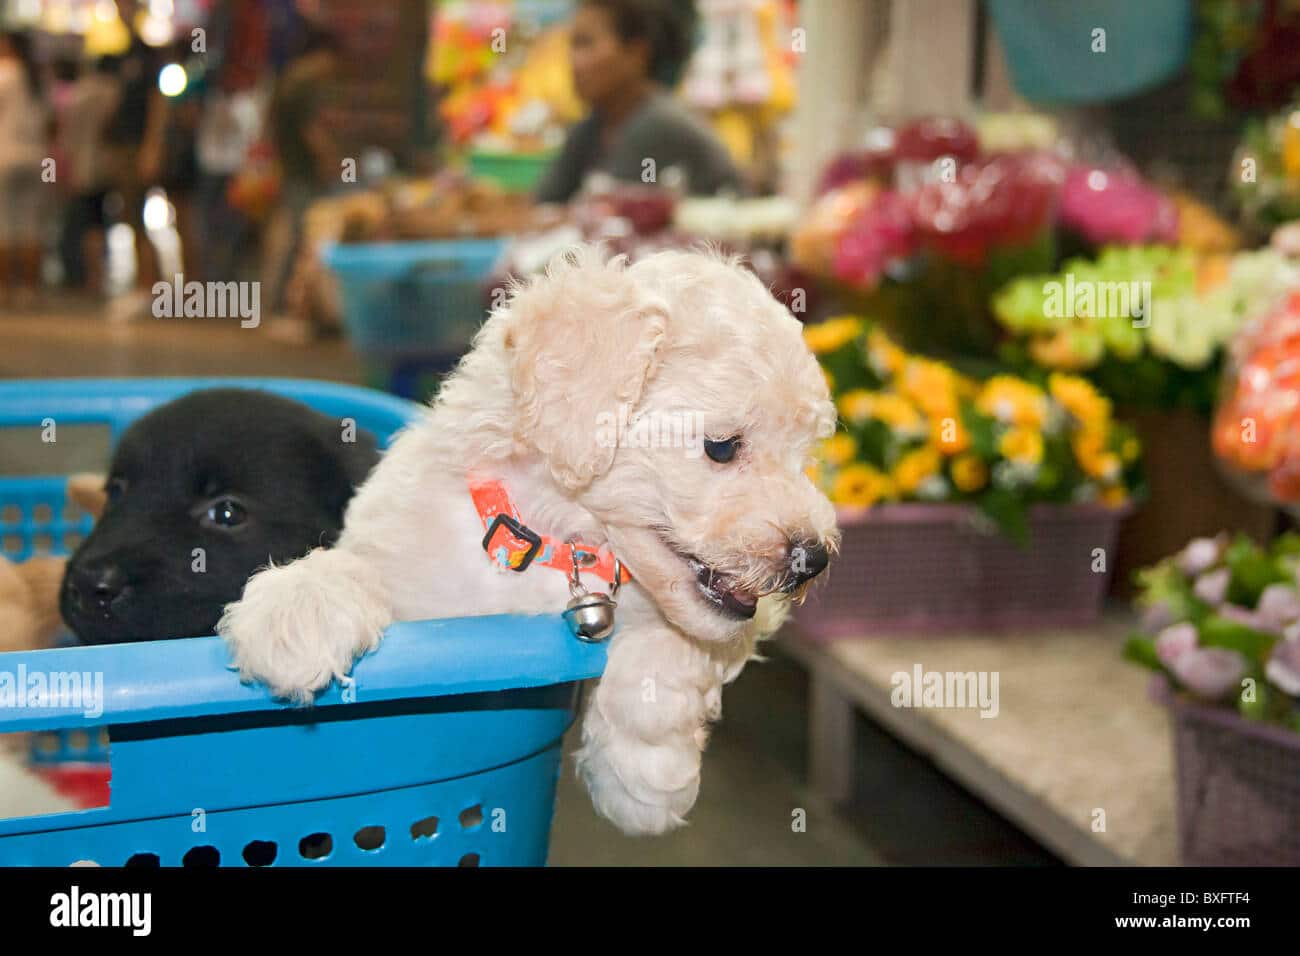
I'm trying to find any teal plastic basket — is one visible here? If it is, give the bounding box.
[0,378,606,867]
[988,0,1192,104]
[321,239,506,359]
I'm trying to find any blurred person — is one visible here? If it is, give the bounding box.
[0,30,51,309]
[57,55,122,297]
[50,55,83,286]
[103,0,167,305]
[194,0,276,284]
[261,21,343,333]
[534,0,744,204]
[139,40,202,281]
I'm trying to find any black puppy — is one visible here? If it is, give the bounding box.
[61,389,379,644]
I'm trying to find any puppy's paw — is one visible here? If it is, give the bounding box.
[574,707,701,836]
[217,548,391,705]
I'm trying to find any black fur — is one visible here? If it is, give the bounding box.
[61,389,379,645]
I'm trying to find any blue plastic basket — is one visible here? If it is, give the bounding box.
[987,0,1192,105]
[321,239,506,360]
[0,378,606,867]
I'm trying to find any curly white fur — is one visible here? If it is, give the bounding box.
[218,245,837,835]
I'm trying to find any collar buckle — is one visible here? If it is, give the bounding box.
[482,513,543,572]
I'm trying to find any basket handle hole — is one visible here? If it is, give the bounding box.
[353,826,386,852]
[458,804,483,830]
[299,832,333,860]
[182,846,220,867]
[242,841,278,867]
[410,815,439,841]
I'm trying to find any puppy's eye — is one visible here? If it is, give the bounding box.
[105,478,127,504]
[203,498,247,529]
[704,437,741,464]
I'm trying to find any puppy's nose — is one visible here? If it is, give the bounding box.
[788,539,830,584]
[71,565,127,610]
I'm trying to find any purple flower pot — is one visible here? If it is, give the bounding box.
[795,502,1128,639]
[1150,675,1300,866]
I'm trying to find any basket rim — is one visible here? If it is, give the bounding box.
[1149,673,1300,751]
[0,376,421,447]
[834,500,1134,527]
[0,615,607,735]
[320,237,508,279]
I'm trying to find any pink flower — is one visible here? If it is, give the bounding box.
[906,151,1063,266]
[815,142,897,196]
[1178,536,1226,576]
[1256,583,1300,633]
[1267,638,1300,696]
[1155,622,1198,668]
[1170,647,1248,701]
[1193,568,1231,606]
[1059,165,1179,246]
[832,190,914,288]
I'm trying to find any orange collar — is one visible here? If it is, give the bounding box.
[469,479,631,587]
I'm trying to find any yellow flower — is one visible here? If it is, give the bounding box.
[870,392,926,435]
[976,376,1048,428]
[931,414,971,455]
[820,432,858,467]
[1048,373,1111,428]
[893,445,942,495]
[831,464,895,508]
[1073,429,1121,481]
[1100,484,1129,507]
[805,462,822,486]
[837,389,875,425]
[901,357,963,419]
[951,454,989,492]
[804,316,863,355]
[999,426,1044,466]
[866,328,907,378]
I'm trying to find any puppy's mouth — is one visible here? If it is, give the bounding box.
[687,555,760,620]
[660,539,761,620]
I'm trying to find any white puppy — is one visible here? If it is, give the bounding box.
[218,246,838,835]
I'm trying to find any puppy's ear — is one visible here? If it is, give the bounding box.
[67,473,108,519]
[504,248,667,491]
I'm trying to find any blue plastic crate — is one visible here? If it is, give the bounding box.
[0,378,606,867]
[321,239,506,360]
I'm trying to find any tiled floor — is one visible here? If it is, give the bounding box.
[550,646,1061,866]
[1,298,1061,865]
